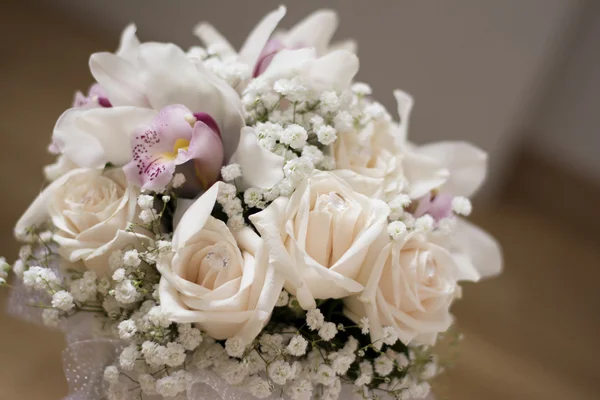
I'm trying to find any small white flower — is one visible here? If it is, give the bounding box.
[123,250,141,268]
[0,277,6,286]
[227,214,246,232]
[117,319,137,340]
[12,259,24,278]
[320,91,340,113]
[247,376,273,399]
[364,102,389,120]
[374,354,394,376]
[421,361,438,379]
[359,317,370,335]
[172,173,186,188]
[51,290,74,311]
[287,378,313,400]
[301,145,324,165]
[163,342,186,367]
[103,366,119,384]
[382,326,399,346]
[316,125,337,145]
[138,374,157,396]
[284,157,314,183]
[155,374,186,398]
[108,250,123,270]
[103,296,121,318]
[314,364,336,386]
[410,381,431,398]
[137,194,155,210]
[281,124,308,149]
[276,290,290,307]
[452,196,472,216]
[141,341,163,368]
[225,336,246,358]
[147,306,171,328]
[274,77,309,102]
[112,268,126,282]
[352,82,372,96]
[119,345,139,371]
[388,194,411,220]
[306,308,325,331]
[286,335,308,356]
[42,308,60,328]
[223,197,243,216]
[388,221,407,240]
[243,188,264,208]
[318,322,338,341]
[139,209,157,224]
[39,230,53,243]
[331,354,353,375]
[333,111,353,132]
[19,245,32,260]
[97,277,111,295]
[414,214,435,232]
[395,352,410,369]
[319,155,336,170]
[161,195,171,203]
[268,360,292,385]
[221,164,242,181]
[114,280,139,304]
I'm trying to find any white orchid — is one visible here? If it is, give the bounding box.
[52,26,244,191]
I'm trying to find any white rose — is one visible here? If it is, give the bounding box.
[250,171,389,310]
[15,168,148,275]
[158,183,284,343]
[344,228,501,347]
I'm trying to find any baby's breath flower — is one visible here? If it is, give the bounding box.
[139,209,158,224]
[108,250,123,270]
[452,196,472,216]
[268,360,292,385]
[374,354,394,376]
[119,345,139,371]
[114,280,139,304]
[318,322,338,341]
[352,82,372,96]
[221,164,242,182]
[103,366,119,384]
[286,335,308,356]
[274,290,290,307]
[306,308,325,331]
[301,145,324,165]
[51,290,74,311]
[388,221,407,240]
[117,319,137,340]
[172,173,186,188]
[147,306,171,328]
[284,157,314,183]
[414,214,435,232]
[112,268,126,282]
[316,125,337,145]
[382,326,399,346]
[243,188,264,208]
[42,308,60,328]
[227,214,246,231]
[123,250,141,268]
[138,374,157,396]
[137,194,155,210]
[280,124,308,149]
[225,336,246,358]
[359,317,370,335]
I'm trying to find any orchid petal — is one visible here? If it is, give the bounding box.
[53,106,157,168]
[89,52,149,107]
[115,24,140,62]
[283,9,338,55]
[402,150,449,199]
[238,5,287,69]
[393,89,414,143]
[233,127,285,190]
[453,218,503,280]
[188,122,225,189]
[309,49,359,92]
[193,22,236,57]
[136,43,244,161]
[418,141,488,197]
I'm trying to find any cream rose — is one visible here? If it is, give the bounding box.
[250,171,389,310]
[15,168,146,275]
[158,183,284,343]
[344,229,495,347]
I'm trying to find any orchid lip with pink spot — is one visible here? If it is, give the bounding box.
[123,104,224,192]
[413,192,454,222]
[73,83,112,108]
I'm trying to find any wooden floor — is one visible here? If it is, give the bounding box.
[1,2,599,399]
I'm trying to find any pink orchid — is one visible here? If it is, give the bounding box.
[123,105,223,192]
[72,83,112,108]
[413,192,454,221]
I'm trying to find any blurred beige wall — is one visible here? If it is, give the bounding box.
[531,1,600,183]
[44,0,584,196]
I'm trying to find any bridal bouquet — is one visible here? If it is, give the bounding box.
[2,6,502,400]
